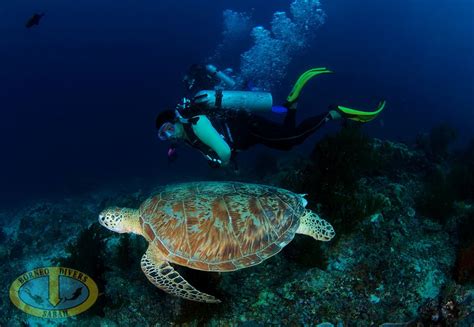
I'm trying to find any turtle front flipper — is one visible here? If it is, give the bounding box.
[141,247,221,304]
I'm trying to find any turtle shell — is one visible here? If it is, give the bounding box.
[138,181,305,272]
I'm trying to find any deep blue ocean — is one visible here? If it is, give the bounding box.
[1,0,473,204]
[2,1,474,325]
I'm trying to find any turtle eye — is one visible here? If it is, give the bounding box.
[98,214,108,226]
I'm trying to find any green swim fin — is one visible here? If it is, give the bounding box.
[335,100,386,123]
[286,67,333,105]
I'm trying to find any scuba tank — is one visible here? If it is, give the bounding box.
[205,64,236,89]
[193,90,273,112]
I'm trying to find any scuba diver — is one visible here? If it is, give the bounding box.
[25,13,45,28]
[156,66,386,169]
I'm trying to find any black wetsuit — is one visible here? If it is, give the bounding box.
[178,108,329,168]
[179,64,331,163]
[226,109,330,151]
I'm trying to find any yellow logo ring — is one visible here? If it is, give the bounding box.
[9,267,99,318]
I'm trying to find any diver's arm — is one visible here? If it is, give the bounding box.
[191,115,231,166]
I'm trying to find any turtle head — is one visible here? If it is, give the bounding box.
[98,207,140,234]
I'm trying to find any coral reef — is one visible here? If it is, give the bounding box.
[416,283,474,326]
[456,242,474,284]
[451,139,474,201]
[1,130,473,326]
[415,138,474,221]
[453,207,474,284]
[415,167,456,222]
[52,224,109,316]
[417,123,458,161]
[282,127,392,233]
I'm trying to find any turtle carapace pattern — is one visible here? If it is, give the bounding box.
[99,181,335,303]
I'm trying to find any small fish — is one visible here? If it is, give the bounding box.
[25,13,45,28]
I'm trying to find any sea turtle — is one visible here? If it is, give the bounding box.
[98,181,335,303]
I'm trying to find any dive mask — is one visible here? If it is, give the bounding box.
[158,122,176,141]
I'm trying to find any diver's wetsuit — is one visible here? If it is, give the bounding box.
[226,109,330,151]
[177,107,330,167]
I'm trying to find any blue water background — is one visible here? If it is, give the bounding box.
[0,0,473,207]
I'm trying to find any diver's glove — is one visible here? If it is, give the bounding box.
[167,147,178,162]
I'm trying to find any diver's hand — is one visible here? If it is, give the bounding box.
[206,155,222,168]
[167,147,178,162]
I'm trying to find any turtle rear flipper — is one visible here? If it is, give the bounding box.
[296,210,335,241]
[141,247,221,304]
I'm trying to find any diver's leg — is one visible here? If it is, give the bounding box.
[282,100,387,144]
[283,107,297,128]
[293,112,332,136]
[275,112,332,149]
[228,112,269,150]
[246,115,293,149]
[247,112,331,150]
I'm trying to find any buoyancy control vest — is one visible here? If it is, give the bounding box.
[176,88,271,165]
[180,113,235,163]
